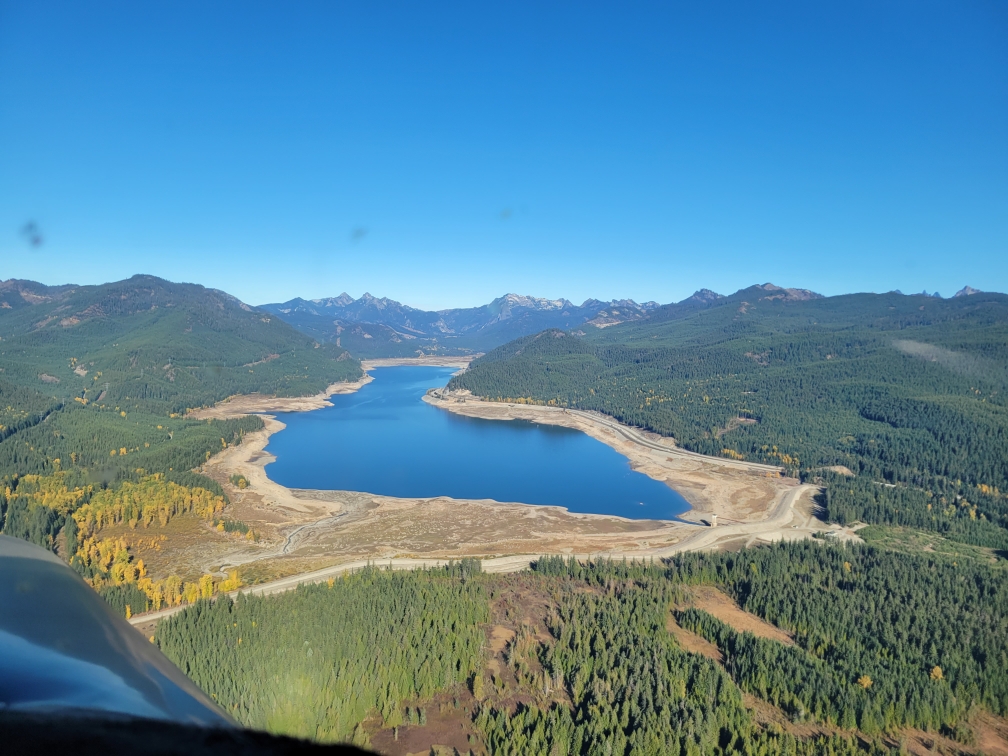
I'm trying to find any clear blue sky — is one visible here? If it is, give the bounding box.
[1,1,1005,310]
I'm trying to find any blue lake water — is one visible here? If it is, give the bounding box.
[264,366,690,521]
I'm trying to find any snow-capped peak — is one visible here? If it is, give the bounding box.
[496,293,571,311]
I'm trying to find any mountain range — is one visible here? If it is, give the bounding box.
[261,283,988,359]
[259,292,662,357]
[1,276,987,367]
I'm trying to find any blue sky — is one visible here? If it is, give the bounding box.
[1,1,1006,310]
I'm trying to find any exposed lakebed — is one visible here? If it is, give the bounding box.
[264,366,689,520]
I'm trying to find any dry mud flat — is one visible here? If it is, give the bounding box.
[191,374,374,419]
[187,370,691,577]
[179,362,855,584]
[199,410,693,574]
[360,356,476,369]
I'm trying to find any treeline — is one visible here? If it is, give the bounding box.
[163,563,808,753]
[479,577,755,754]
[156,566,489,745]
[0,459,238,552]
[0,275,363,414]
[0,276,370,616]
[676,608,959,736]
[0,390,264,483]
[0,470,250,617]
[671,540,1007,720]
[0,377,62,442]
[71,531,242,616]
[0,274,362,483]
[477,575,887,755]
[1,470,90,550]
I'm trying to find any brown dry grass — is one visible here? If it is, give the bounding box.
[972,711,1008,756]
[363,573,567,756]
[684,585,794,645]
[667,613,724,662]
[136,362,842,596]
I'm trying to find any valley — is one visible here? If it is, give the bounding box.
[2,275,1005,756]
[261,292,662,358]
[124,357,849,615]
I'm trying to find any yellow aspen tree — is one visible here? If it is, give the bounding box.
[198,574,214,599]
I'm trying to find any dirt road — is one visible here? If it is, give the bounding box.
[130,554,530,627]
[144,358,858,620]
[129,482,856,628]
[562,406,783,474]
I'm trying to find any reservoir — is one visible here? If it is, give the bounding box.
[264,366,690,520]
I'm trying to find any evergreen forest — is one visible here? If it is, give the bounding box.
[3,276,1007,754]
[159,541,1008,754]
[450,287,1008,549]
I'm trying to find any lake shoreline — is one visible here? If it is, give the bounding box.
[189,373,375,418]
[195,357,796,527]
[179,357,836,583]
[196,358,693,525]
[268,365,691,522]
[422,388,792,522]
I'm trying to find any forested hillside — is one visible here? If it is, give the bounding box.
[158,565,488,745]
[0,275,362,604]
[451,286,1008,548]
[0,275,361,412]
[159,542,1007,754]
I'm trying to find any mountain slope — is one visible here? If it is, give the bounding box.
[450,285,1008,547]
[0,275,361,410]
[0,275,362,487]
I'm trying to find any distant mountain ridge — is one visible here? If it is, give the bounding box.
[259,291,662,357]
[264,283,908,356]
[266,280,992,359]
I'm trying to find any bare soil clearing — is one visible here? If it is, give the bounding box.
[364,573,565,756]
[365,687,482,756]
[684,585,795,645]
[973,711,1008,756]
[666,585,792,663]
[667,614,724,662]
[489,625,515,653]
[361,357,476,370]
